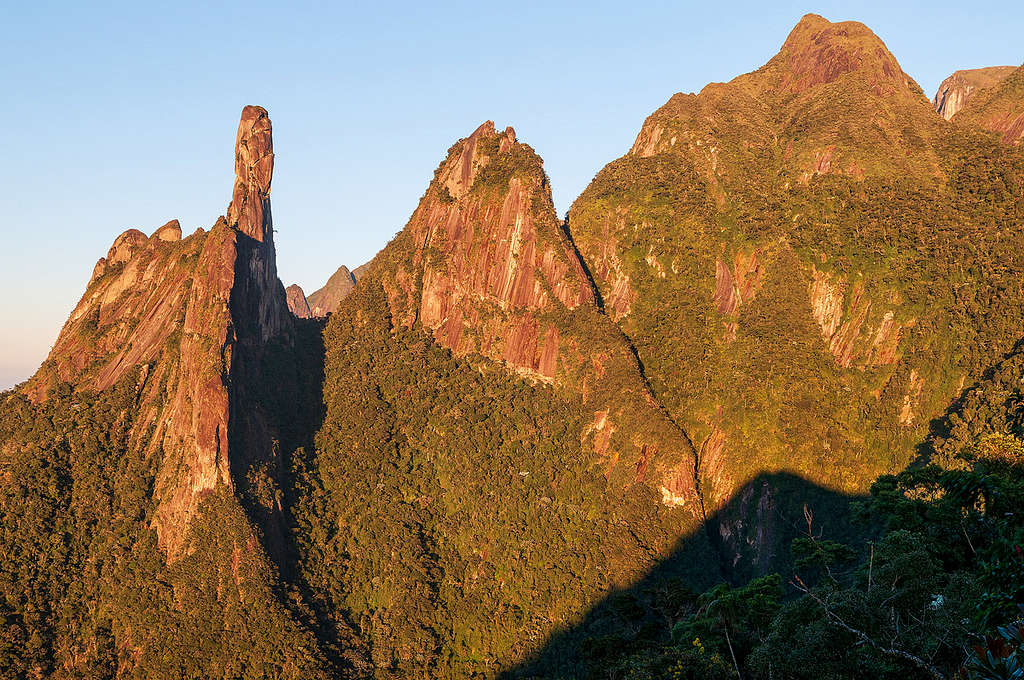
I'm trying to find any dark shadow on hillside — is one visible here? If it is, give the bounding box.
[226,293,373,675]
[501,472,874,679]
[913,336,1024,468]
[560,216,605,313]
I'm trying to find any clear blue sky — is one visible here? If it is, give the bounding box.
[2,0,1022,390]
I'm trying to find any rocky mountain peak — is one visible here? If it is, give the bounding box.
[953,64,1024,145]
[285,283,312,318]
[438,120,505,200]
[770,14,916,96]
[227,105,274,242]
[152,219,182,241]
[384,120,597,381]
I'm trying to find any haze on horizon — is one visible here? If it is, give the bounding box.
[2,0,1022,391]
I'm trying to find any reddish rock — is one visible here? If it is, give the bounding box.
[943,65,1024,145]
[286,284,312,318]
[369,122,701,512]
[26,106,293,558]
[714,249,762,341]
[397,122,594,381]
[107,228,148,266]
[152,219,182,242]
[227,105,274,242]
[773,14,917,96]
[808,267,903,369]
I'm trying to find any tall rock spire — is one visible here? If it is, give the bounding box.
[227,105,275,242]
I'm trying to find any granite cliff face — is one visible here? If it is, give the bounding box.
[396,122,593,380]
[352,121,703,513]
[24,106,294,557]
[933,66,1017,120]
[307,264,357,316]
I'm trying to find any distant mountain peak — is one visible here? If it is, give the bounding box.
[933,66,1017,120]
[952,64,1024,144]
[285,283,312,318]
[307,264,357,316]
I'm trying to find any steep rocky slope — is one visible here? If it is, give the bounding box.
[955,63,1024,144]
[1,107,363,677]
[933,65,1017,120]
[288,121,728,676]
[567,13,1024,528]
[4,14,1024,679]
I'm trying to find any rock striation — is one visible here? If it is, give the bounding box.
[360,121,703,512]
[25,106,294,558]
[567,13,982,523]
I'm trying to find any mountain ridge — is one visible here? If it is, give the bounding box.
[3,12,1024,679]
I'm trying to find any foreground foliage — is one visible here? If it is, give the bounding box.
[576,433,1024,680]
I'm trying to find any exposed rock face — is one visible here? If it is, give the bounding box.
[226,106,290,344]
[714,249,762,341]
[285,283,312,318]
[955,64,1024,144]
[352,261,371,280]
[307,264,356,316]
[153,219,182,241]
[227,106,274,242]
[772,13,917,96]
[26,106,293,557]
[396,121,594,381]
[933,66,1017,120]
[367,121,702,512]
[568,13,948,519]
[808,268,904,369]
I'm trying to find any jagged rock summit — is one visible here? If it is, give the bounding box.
[766,13,920,96]
[352,119,702,511]
[23,105,295,558]
[628,14,941,194]
[933,66,1017,120]
[227,105,274,242]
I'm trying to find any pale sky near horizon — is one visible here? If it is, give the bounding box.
[2,0,1022,390]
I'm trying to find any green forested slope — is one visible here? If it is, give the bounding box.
[289,280,717,678]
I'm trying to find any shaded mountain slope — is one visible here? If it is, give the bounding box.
[4,13,1024,680]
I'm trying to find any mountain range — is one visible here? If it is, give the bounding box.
[2,13,1023,679]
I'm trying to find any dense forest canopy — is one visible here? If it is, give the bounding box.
[3,13,1024,680]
